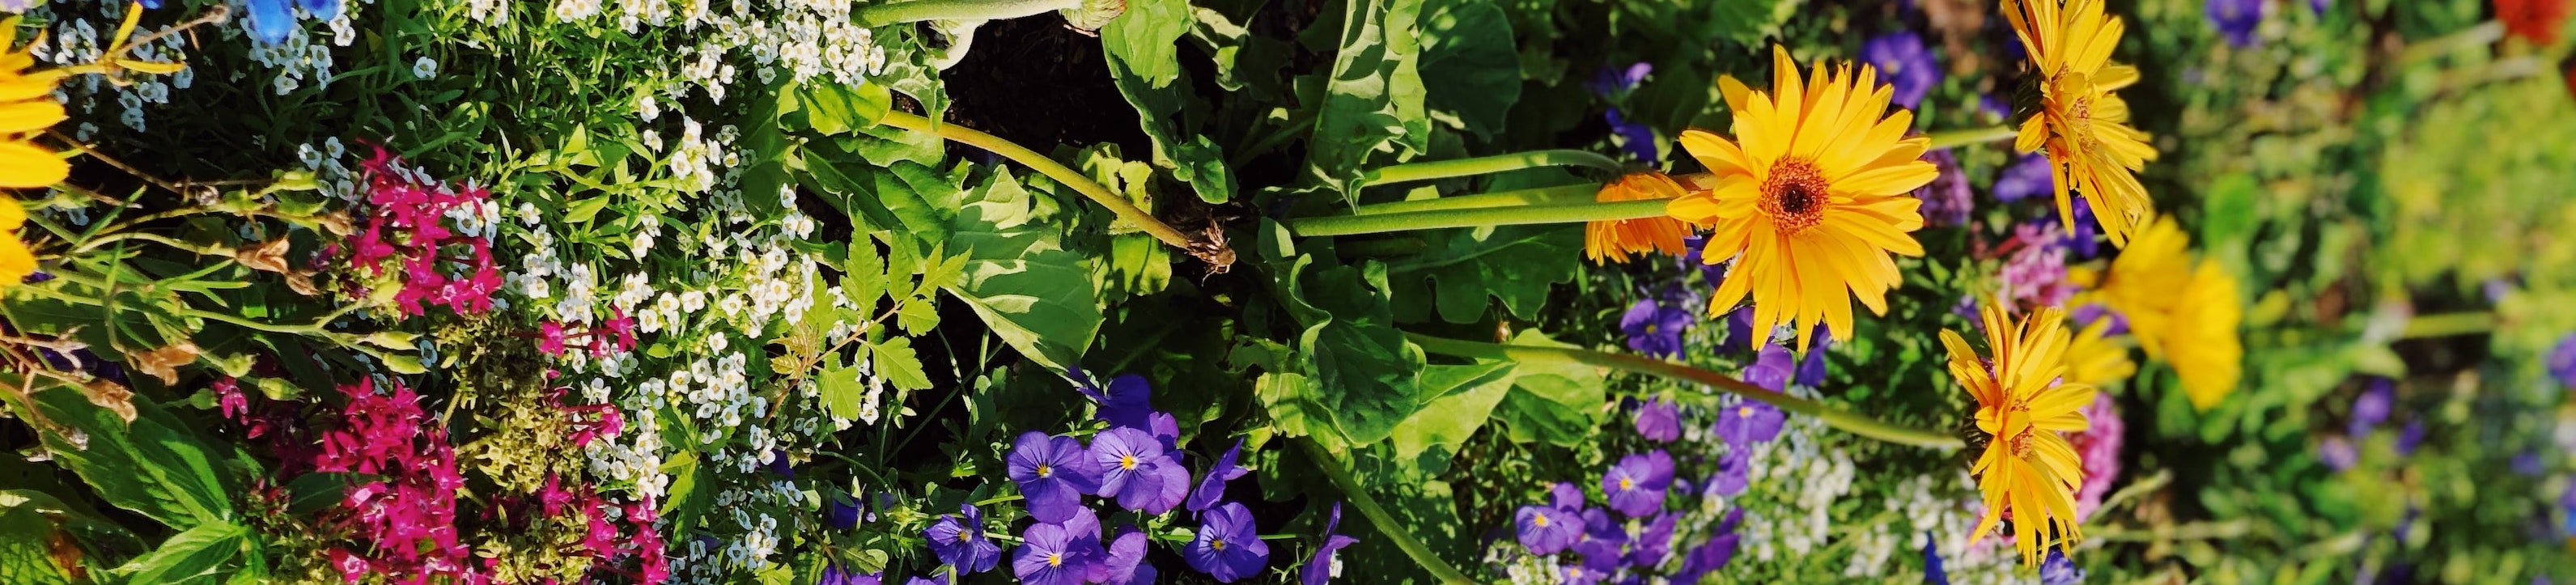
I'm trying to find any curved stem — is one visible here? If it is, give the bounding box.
[1288,199,1666,238]
[1295,438,1478,585]
[1353,184,1600,215]
[2397,312,2493,340]
[1404,333,1963,449]
[855,0,1079,27]
[1924,125,2022,150]
[1364,150,1623,188]
[878,111,1206,254]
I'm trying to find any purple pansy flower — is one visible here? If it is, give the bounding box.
[2516,451,2545,476]
[2395,420,2425,456]
[1551,481,1585,511]
[1095,375,1159,434]
[1008,431,1105,524]
[1621,295,1691,358]
[2319,435,2357,471]
[1514,504,1585,555]
[925,503,1003,573]
[1105,526,1156,585]
[1672,508,1745,583]
[818,565,882,585]
[1185,502,1271,583]
[1916,149,1971,227]
[1704,447,1751,497]
[825,493,863,530]
[1589,62,1659,164]
[903,578,941,585]
[1631,511,1678,567]
[1861,31,1940,108]
[1714,306,1759,356]
[1681,235,1729,287]
[2351,379,2393,438]
[1570,509,1627,572]
[1606,109,1660,165]
[2206,0,2264,47]
[2550,333,2576,388]
[1189,438,1251,512]
[1743,343,1796,392]
[1993,154,2055,203]
[1014,523,1106,585]
[2072,303,2129,336]
[1301,503,1360,585]
[1634,397,1682,443]
[2039,549,2084,584]
[1797,333,1831,388]
[1057,507,1110,583]
[1092,427,1190,514]
[1716,397,1785,447]
[1602,450,1674,517]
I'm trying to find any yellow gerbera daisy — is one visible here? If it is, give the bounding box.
[2166,261,2242,409]
[0,18,66,190]
[1944,303,2093,566]
[0,198,30,285]
[2002,0,2158,248]
[1668,46,1937,352]
[1585,172,1691,264]
[2064,316,2135,388]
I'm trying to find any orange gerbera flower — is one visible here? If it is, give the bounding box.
[1585,172,1692,264]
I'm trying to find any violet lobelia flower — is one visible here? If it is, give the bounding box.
[1185,502,1271,583]
[1105,526,1157,585]
[1715,397,1785,447]
[1602,450,1674,517]
[1514,503,1585,555]
[1620,295,1691,358]
[1633,397,1682,443]
[1007,431,1104,524]
[2550,333,2576,388]
[1301,502,1360,585]
[1916,150,1972,227]
[1091,427,1190,515]
[1861,31,1941,109]
[2351,379,2393,438]
[1992,154,2055,203]
[1014,522,1106,585]
[1188,438,1251,512]
[925,503,1003,573]
[2206,0,2264,47]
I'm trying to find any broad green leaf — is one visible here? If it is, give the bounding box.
[940,172,1105,375]
[800,81,893,135]
[1487,330,1607,447]
[281,473,378,516]
[0,501,74,585]
[870,337,935,392]
[893,296,940,335]
[1384,224,1582,324]
[876,40,948,120]
[1416,0,1520,138]
[817,362,866,421]
[1387,362,1517,468]
[1275,255,1429,445]
[5,383,237,529]
[1306,0,1431,199]
[1101,0,1237,203]
[112,521,244,585]
[561,196,613,223]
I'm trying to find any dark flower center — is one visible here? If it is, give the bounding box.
[1760,159,1830,235]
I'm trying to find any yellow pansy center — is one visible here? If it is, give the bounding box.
[1036,464,1053,477]
[1212,538,1228,551]
[1618,477,1635,491]
[1120,455,1138,470]
[1533,512,1551,528]
[1759,159,1830,235]
[1737,405,1752,418]
[1046,553,1063,567]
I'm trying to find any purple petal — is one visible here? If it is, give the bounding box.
[1188,439,1248,512]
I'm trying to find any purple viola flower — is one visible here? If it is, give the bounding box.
[1185,502,1271,583]
[2395,420,2425,456]
[1916,149,1971,227]
[2561,482,2576,536]
[2039,549,2084,584]
[1797,334,1830,388]
[1715,306,1759,355]
[1633,397,1682,443]
[902,577,942,585]
[1672,508,1745,583]
[2515,451,2545,477]
[1716,398,1785,446]
[1092,427,1190,515]
[1189,438,1251,512]
[1606,109,1660,165]
[1681,235,1729,287]
[1301,502,1360,585]
[1743,343,1795,392]
[1704,447,1751,497]
[2206,0,2264,47]
[2318,435,2357,471]
[1630,511,1678,567]
[1105,526,1156,585]
[1550,481,1585,511]
[1861,31,1940,108]
[1980,93,2013,123]
[1008,431,1105,524]
[1993,154,2055,203]
[925,503,1003,573]
[1602,450,1674,517]
[1570,509,1627,572]
[1921,532,1949,585]
[2311,0,2328,14]
[1514,504,1585,555]
[1590,62,1660,164]
[1015,522,1106,585]
[1621,296,1691,358]
[2065,197,2104,259]
[1587,61,1653,95]
[825,493,863,530]
[1558,562,1608,585]
[1096,375,1159,434]
[2071,303,2129,337]
[2350,379,2393,438]
[2551,333,2576,388]
[818,565,882,585]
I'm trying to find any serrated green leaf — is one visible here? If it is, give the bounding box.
[1384,224,1582,324]
[1416,0,1520,138]
[894,297,940,334]
[871,337,934,391]
[800,81,893,135]
[817,362,865,422]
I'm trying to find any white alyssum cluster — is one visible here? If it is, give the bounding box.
[1882,473,2038,585]
[586,384,673,501]
[33,2,199,134]
[1738,389,1858,564]
[664,481,802,582]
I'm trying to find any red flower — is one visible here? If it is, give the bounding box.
[2499,0,2570,45]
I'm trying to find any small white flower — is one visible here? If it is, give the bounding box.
[411,56,439,78]
[273,74,300,95]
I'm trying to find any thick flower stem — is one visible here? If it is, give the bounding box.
[878,111,1225,263]
[1352,184,1601,215]
[1287,199,1666,237]
[1924,125,2022,150]
[1363,150,1625,188]
[1295,438,1479,585]
[2397,312,2493,340]
[1404,333,1965,450]
[854,0,1079,27]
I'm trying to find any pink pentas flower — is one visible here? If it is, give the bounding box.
[2000,222,2076,307]
[338,144,499,319]
[539,321,569,356]
[212,377,248,421]
[2069,392,2124,522]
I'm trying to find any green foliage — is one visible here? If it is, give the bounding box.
[1383,225,1585,324]
[1306,0,1433,198]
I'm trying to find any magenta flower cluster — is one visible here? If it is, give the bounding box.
[339,146,502,317]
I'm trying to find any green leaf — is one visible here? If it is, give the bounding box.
[1384,224,1582,324]
[111,521,245,585]
[1487,330,1607,447]
[870,337,935,392]
[893,297,940,335]
[281,473,376,516]
[1387,362,1516,468]
[939,172,1105,375]
[1275,255,1430,445]
[1101,0,1237,203]
[0,500,74,585]
[562,196,613,223]
[1416,0,1521,138]
[800,81,894,135]
[876,42,948,120]
[817,362,866,421]
[1306,0,1432,199]
[3,384,238,529]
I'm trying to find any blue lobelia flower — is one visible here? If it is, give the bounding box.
[1620,295,1691,358]
[1007,431,1105,524]
[1185,502,1271,583]
[1860,31,1940,109]
[1014,522,1106,585]
[1090,427,1190,515]
[243,0,296,45]
[924,503,1003,574]
[2350,378,2393,438]
[1601,450,1673,517]
[1632,397,1681,443]
[301,0,344,20]
[1187,438,1251,512]
[2205,0,2264,47]
[1300,502,1360,585]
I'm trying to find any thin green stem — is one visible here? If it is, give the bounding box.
[1296,438,1478,585]
[974,494,1025,507]
[2398,21,2503,66]
[1364,150,1623,187]
[70,231,231,256]
[1288,199,1666,238]
[1924,125,2022,150]
[854,0,1078,27]
[2397,312,2493,339]
[1352,184,1601,215]
[878,111,1211,256]
[1405,333,1963,449]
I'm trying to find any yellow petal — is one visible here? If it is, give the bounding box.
[0,140,66,189]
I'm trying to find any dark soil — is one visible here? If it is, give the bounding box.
[939,16,1153,155]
